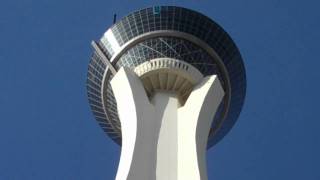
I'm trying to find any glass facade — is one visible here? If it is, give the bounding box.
[87,6,246,148]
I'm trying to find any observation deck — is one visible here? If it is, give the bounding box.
[86,6,246,148]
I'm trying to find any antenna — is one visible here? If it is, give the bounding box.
[113,14,117,24]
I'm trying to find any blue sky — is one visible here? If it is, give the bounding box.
[0,0,319,179]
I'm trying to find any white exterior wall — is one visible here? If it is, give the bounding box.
[111,67,224,180]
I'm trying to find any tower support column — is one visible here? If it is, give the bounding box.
[111,67,224,180]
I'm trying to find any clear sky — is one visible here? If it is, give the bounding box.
[0,0,319,179]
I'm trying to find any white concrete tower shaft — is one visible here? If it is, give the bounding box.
[111,64,224,180]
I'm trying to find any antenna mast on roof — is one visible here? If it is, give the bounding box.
[113,14,117,24]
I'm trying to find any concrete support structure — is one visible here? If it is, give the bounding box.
[111,67,224,180]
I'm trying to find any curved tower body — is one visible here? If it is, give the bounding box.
[87,6,246,180]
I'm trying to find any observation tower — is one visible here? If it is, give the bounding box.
[87,6,246,180]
